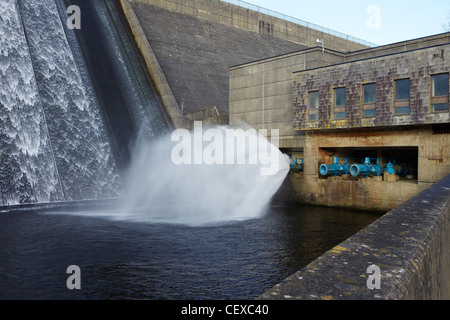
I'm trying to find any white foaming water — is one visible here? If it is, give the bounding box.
[45,125,290,226]
[119,125,290,226]
[19,0,123,201]
[51,125,287,226]
[0,0,64,205]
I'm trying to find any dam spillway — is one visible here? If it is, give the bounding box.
[0,0,170,207]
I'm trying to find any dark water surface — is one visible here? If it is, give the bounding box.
[0,203,381,300]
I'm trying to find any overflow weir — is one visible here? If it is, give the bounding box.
[0,0,170,207]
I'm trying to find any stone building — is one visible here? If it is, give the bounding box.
[230,33,450,211]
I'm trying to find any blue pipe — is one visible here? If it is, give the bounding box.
[350,157,384,177]
[320,157,350,177]
[321,157,409,179]
[392,160,409,177]
[289,157,303,173]
[383,160,409,177]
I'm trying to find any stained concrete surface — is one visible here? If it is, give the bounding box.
[131,3,307,115]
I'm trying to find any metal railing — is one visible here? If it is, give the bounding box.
[221,0,378,47]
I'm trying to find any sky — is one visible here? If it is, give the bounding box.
[240,0,450,46]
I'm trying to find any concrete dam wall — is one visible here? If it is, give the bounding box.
[128,0,308,116]
[127,0,371,118]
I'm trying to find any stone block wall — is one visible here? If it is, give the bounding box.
[293,44,450,131]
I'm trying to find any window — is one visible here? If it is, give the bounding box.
[334,88,346,119]
[259,21,273,37]
[363,83,376,117]
[308,91,319,121]
[363,83,376,103]
[395,79,410,115]
[432,74,449,112]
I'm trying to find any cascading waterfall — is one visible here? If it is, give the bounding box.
[18,0,123,201]
[0,0,171,207]
[0,0,64,205]
[91,0,170,141]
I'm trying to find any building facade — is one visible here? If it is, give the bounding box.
[293,44,450,131]
[230,33,450,211]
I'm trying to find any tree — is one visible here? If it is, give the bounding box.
[443,6,450,32]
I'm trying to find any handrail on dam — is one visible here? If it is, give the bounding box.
[222,0,378,48]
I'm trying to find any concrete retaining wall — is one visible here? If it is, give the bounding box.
[259,174,450,300]
[290,126,450,212]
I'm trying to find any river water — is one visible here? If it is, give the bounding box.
[0,202,381,300]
